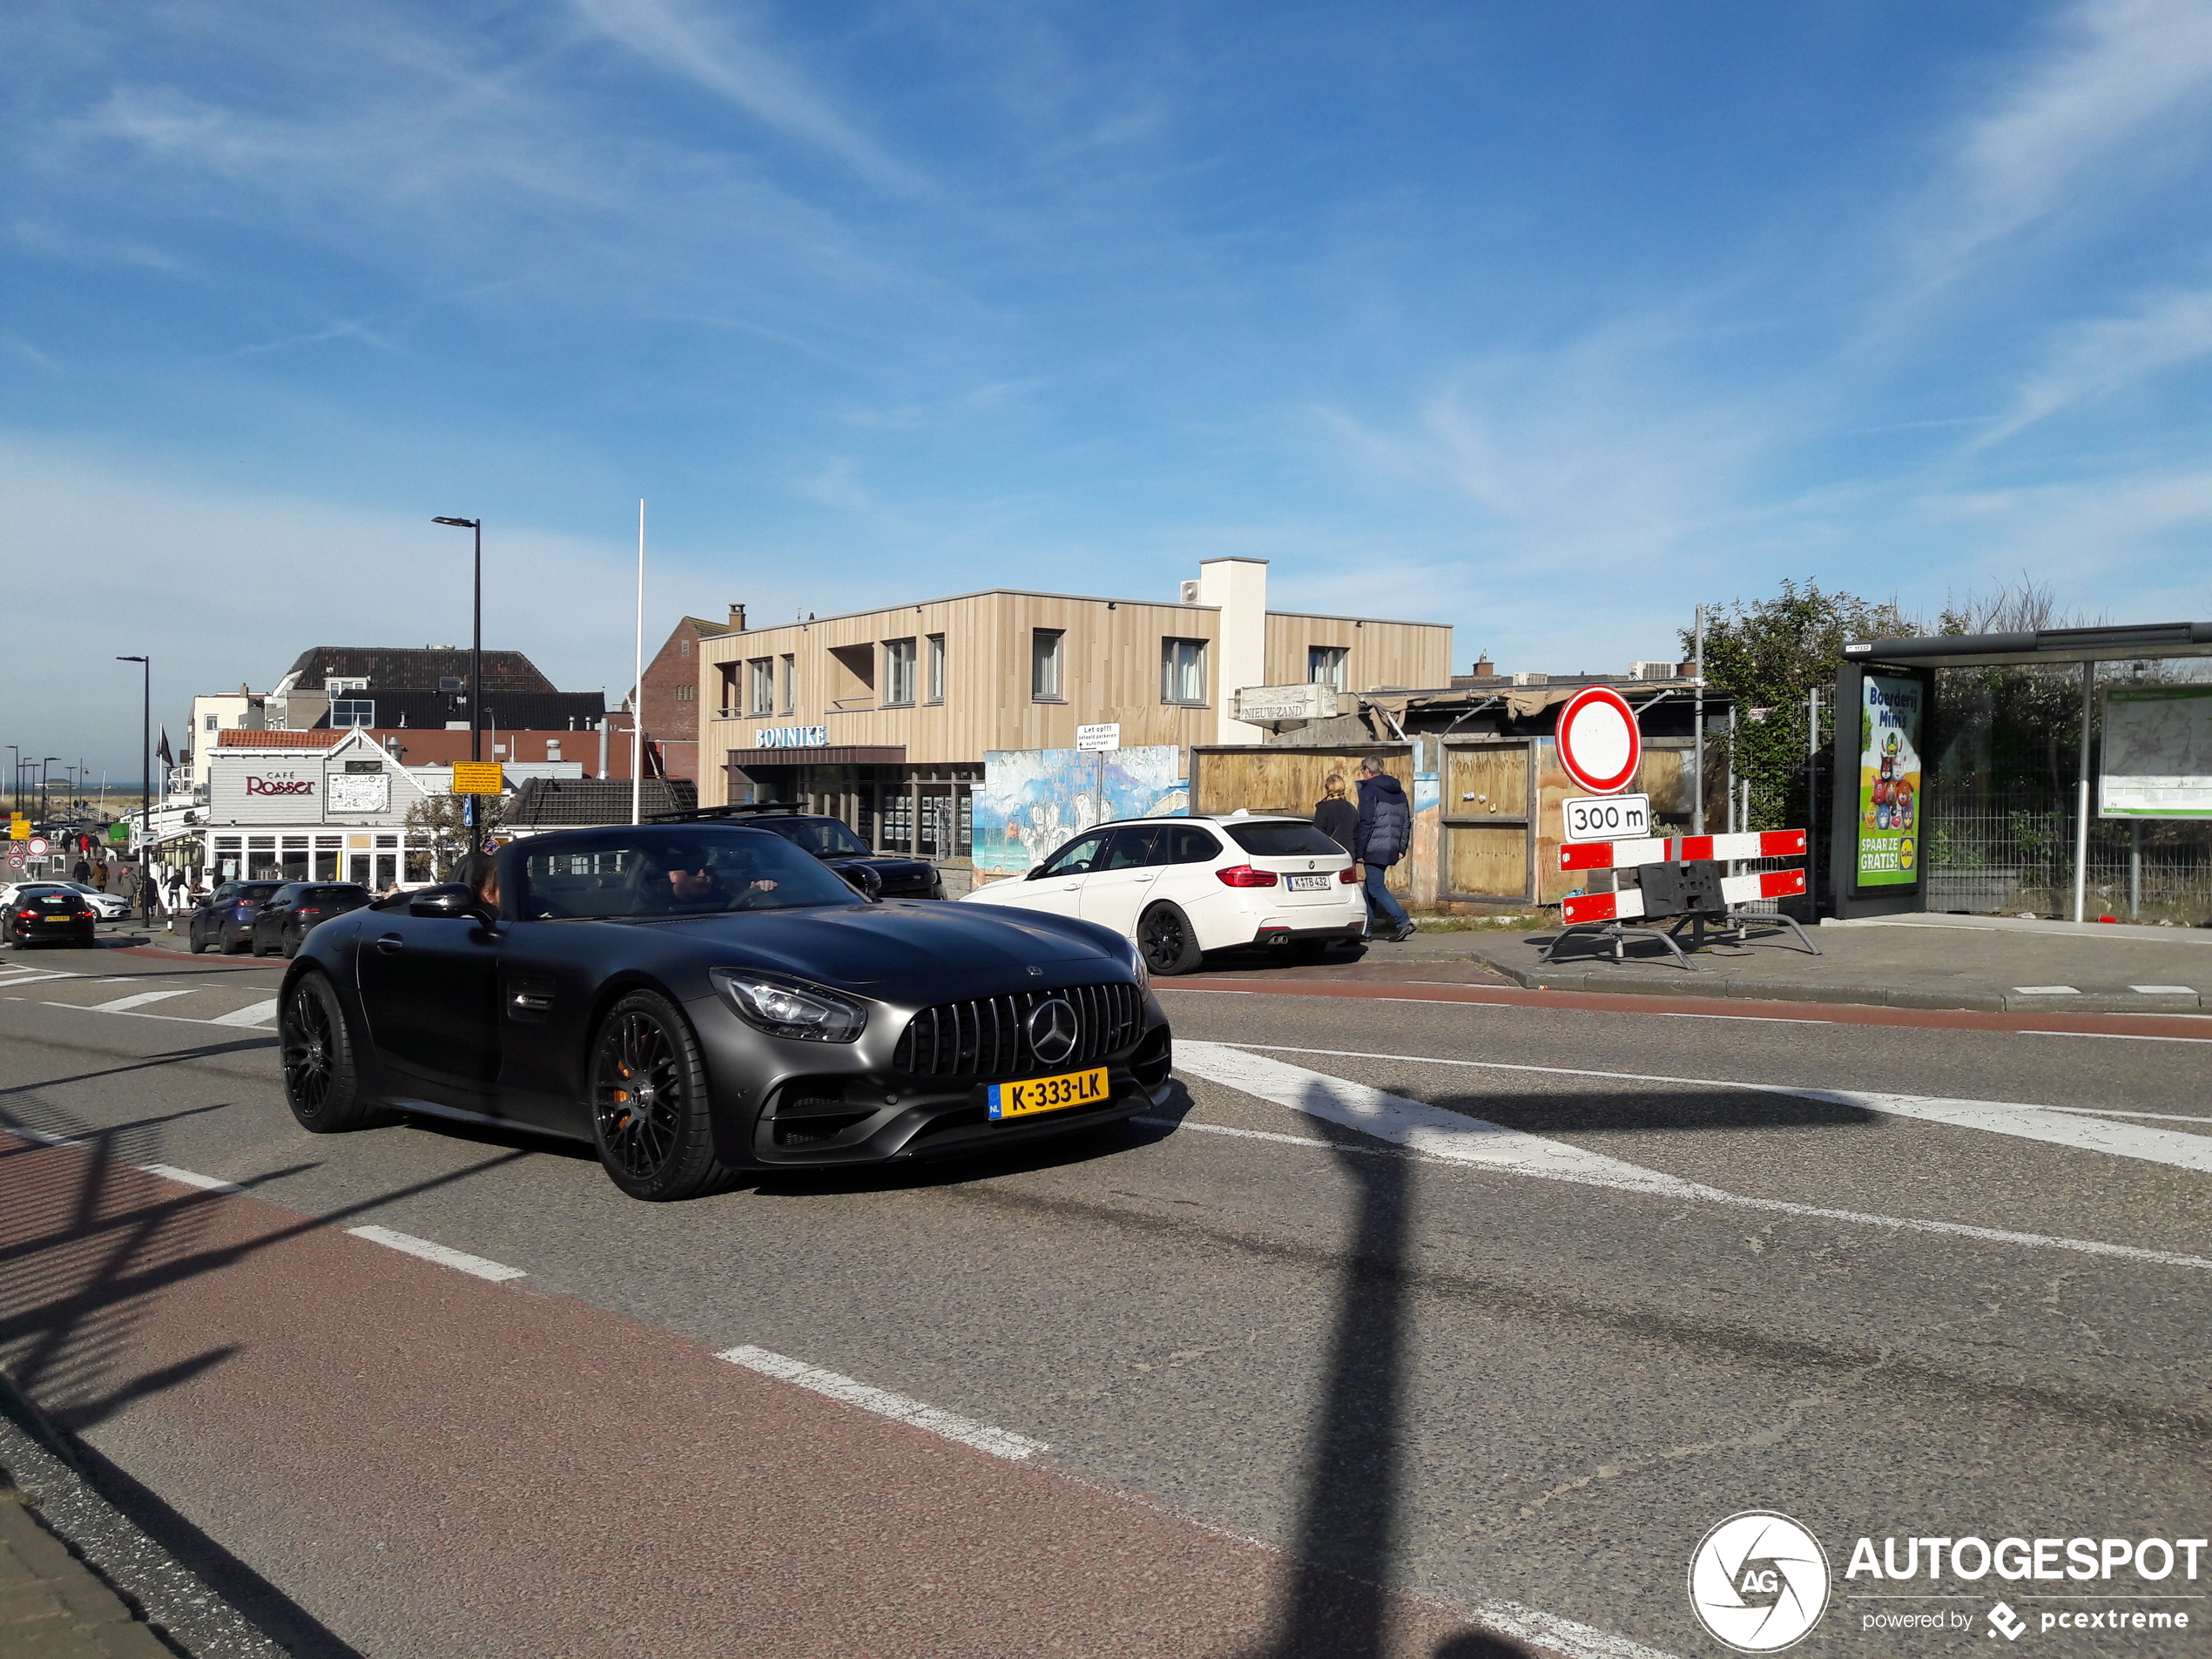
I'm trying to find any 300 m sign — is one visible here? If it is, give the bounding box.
[1562,792,1651,843]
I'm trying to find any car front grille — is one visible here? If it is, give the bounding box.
[892,981,1144,1080]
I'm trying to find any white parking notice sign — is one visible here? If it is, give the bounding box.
[1562,792,1651,843]
[1076,724,1121,752]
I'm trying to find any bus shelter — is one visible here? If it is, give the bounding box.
[1831,620,2212,922]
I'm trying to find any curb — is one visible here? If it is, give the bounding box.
[0,1372,284,1659]
[1457,944,2209,1015]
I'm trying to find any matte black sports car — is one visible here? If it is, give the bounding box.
[673,809,944,899]
[277,823,1171,1200]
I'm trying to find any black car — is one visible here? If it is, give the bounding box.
[250,883,374,958]
[276,823,1171,1200]
[676,809,944,900]
[189,880,287,954]
[6,883,97,948]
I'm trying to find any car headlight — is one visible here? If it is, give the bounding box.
[1123,937,1150,992]
[710,969,868,1042]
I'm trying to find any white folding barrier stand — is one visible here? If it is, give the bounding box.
[1545,829,1818,970]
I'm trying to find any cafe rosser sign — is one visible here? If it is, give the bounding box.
[246,776,316,796]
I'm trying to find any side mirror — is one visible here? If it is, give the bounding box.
[1025,865,1049,880]
[837,862,883,900]
[409,883,491,921]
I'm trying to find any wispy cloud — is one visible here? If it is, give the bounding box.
[1912,0,2212,279]
[1979,286,2212,444]
[571,0,919,190]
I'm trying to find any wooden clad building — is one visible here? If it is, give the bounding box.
[696,557,1450,860]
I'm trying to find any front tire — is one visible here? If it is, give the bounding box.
[1137,901,1204,977]
[280,972,389,1132]
[588,990,729,1202]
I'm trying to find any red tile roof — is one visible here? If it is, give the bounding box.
[215,729,337,749]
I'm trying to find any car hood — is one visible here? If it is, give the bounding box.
[644,900,1123,987]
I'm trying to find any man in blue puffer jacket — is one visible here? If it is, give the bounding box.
[1353,757,1416,942]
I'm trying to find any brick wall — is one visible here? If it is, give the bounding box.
[637,614,734,780]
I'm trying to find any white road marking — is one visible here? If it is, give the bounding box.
[344,1224,527,1282]
[1169,1049,2212,1273]
[2132,985,2195,995]
[2021,1028,2212,1043]
[2041,1105,2212,1123]
[3,1124,85,1148]
[137,1163,242,1194]
[1648,1010,1838,1024]
[717,1345,1048,1461]
[1155,987,1252,995]
[1176,1042,1695,1194]
[88,989,198,1013]
[206,998,280,1027]
[1211,1042,2212,1176]
[2013,985,2080,995]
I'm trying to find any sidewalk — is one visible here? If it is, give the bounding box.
[0,1377,283,1659]
[1378,910,2212,1014]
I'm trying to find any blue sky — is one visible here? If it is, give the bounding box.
[7,1,2212,780]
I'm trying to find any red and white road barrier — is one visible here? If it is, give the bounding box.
[1558,828,1807,872]
[1561,867,1805,925]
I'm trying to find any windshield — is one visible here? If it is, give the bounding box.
[516,827,861,920]
[1224,821,1347,858]
[743,816,872,858]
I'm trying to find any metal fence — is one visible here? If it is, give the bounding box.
[1925,782,2212,923]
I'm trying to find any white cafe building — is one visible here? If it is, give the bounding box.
[195,728,442,888]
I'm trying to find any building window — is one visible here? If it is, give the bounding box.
[1161,638,1207,705]
[204,712,219,732]
[781,655,795,714]
[680,637,691,657]
[674,684,696,703]
[1308,645,1347,690]
[885,637,917,706]
[748,658,774,716]
[332,698,375,728]
[717,662,738,713]
[927,634,945,704]
[547,740,563,761]
[1032,630,1065,701]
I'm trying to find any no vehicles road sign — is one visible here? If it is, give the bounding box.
[1554,686,1642,796]
[450,762,505,796]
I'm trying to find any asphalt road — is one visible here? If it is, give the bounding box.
[1,930,2207,1658]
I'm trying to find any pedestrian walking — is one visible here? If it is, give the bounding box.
[1353,756,1416,942]
[71,857,91,885]
[1313,772,1359,857]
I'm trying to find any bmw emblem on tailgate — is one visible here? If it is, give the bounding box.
[1027,997,1080,1065]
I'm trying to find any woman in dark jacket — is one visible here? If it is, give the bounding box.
[1313,772,1359,855]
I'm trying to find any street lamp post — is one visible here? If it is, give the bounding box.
[432,516,483,853]
[41,758,60,824]
[118,656,150,900]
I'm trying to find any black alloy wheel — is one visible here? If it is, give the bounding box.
[1137,900,1204,977]
[280,972,386,1132]
[588,990,730,1202]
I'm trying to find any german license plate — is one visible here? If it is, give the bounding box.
[1287,873,1332,891]
[988,1066,1109,1121]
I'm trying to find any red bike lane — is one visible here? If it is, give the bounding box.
[0,1131,1498,1659]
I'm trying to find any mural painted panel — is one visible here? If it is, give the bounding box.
[974,746,1189,877]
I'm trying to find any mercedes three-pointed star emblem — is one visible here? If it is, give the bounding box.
[1026,996,1081,1065]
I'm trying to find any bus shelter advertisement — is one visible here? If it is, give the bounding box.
[1857,673,1923,887]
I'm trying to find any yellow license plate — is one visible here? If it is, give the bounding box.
[988,1066,1109,1121]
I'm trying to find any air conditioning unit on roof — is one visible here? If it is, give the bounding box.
[1510,671,1548,686]
[1630,660,1677,681]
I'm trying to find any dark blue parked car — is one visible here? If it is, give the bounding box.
[189,880,287,954]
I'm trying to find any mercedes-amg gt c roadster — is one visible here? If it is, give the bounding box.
[277,823,1173,1200]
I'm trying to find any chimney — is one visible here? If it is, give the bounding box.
[1677,657,1698,679]
[728,604,747,632]
[1195,557,1269,745]
[1474,656,1495,678]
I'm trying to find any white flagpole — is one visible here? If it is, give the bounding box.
[631,498,645,826]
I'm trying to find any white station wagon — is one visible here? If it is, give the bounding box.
[961,813,1367,975]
